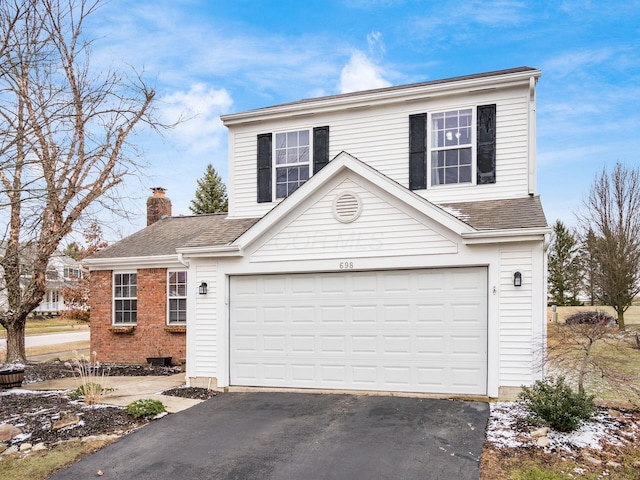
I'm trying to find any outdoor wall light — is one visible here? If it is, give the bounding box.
[198,281,208,295]
[513,271,522,287]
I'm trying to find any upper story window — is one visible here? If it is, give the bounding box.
[167,271,187,324]
[409,104,496,191]
[257,126,329,203]
[64,267,82,279]
[430,109,473,186]
[275,130,310,199]
[114,272,137,324]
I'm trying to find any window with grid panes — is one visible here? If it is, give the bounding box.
[167,271,187,324]
[114,273,137,324]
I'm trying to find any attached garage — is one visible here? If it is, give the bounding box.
[229,267,488,395]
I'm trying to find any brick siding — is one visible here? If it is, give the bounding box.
[89,268,186,365]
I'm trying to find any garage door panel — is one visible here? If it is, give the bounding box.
[230,268,487,395]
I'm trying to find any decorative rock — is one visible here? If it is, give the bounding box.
[0,424,22,442]
[633,460,640,468]
[32,442,47,452]
[608,409,623,418]
[53,413,81,430]
[531,427,549,438]
[584,455,602,466]
[19,442,33,452]
[1,445,19,456]
[606,460,622,469]
[536,436,551,447]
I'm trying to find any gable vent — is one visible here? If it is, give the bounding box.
[333,192,362,223]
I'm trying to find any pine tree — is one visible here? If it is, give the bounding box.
[190,164,228,214]
[548,220,583,306]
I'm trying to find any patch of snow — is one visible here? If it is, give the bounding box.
[486,402,640,453]
[11,432,32,443]
[440,206,469,222]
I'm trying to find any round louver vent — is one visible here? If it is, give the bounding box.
[333,192,362,223]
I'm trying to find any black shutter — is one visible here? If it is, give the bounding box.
[477,104,496,184]
[409,113,427,190]
[257,133,272,203]
[313,126,330,173]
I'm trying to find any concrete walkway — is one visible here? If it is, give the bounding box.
[24,373,202,413]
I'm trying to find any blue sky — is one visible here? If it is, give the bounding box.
[85,0,640,239]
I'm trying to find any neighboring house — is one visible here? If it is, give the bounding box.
[0,249,83,317]
[85,67,550,399]
[33,252,84,316]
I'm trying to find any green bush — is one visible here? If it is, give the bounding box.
[126,399,167,419]
[517,377,596,432]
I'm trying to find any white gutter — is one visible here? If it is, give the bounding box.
[83,254,184,270]
[462,227,551,245]
[175,245,242,257]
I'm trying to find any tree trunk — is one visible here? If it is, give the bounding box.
[4,315,27,363]
[617,310,626,332]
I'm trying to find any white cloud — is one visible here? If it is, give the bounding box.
[158,84,233,155]
[338,51,392,94]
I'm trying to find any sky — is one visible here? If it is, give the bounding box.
[82,0,640,240]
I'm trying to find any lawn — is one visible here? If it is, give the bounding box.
[0,316,88,338]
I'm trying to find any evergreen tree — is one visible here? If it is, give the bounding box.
[190,164,228,214]
[548,220,583,306]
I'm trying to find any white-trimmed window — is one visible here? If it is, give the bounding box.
[114,273,137,324]
[430,108,473,186]
[167,271,187,324]
[275,129,310,199]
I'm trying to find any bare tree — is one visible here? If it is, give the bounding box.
[577,163,640,331]
[0,0,161,362]
[546,322,639,403]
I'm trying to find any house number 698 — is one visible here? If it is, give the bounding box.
[339,261,354,269]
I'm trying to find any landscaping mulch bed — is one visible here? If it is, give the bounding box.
[1,361,211,454]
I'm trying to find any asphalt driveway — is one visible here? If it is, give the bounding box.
[51,392,489,480]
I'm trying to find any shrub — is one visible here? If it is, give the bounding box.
[517,377,597,432]
[65,352,108,405]
[565,310,617,326]
[126,399,167,419]
[70,382,105,399]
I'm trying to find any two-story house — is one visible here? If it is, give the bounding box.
[85,67,550,399]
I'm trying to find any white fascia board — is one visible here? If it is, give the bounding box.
[461,227,551,245]
[176,245,241,257]
[221,69,541,126]
[83,254,183,271]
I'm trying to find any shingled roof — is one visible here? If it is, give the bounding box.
[440,196,548,230]
[88,214,259,260]
[88,195,546,262]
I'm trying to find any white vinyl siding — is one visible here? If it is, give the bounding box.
[499,249,535,386]
[250,178,457,262]
[228,87,531,218]
[193,261,218,376]
[230,268,487,395]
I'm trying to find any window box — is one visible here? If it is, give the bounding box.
[108,325,136,334]
[164,325,186,333]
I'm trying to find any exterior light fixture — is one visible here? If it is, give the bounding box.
[513,271,522,287]
[199,281,208,295]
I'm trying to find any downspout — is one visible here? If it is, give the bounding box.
[177,253,190,268]
[528,75,537,195]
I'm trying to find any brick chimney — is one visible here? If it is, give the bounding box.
[147,187,172,226]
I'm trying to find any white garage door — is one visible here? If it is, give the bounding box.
[230,267,487,395]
